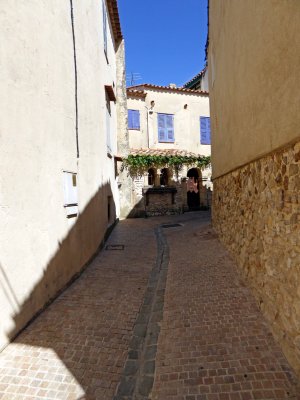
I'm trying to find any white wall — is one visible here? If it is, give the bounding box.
[128,89,210,156]
[0,0,122,349]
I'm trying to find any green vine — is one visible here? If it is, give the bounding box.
[121,154,211,177]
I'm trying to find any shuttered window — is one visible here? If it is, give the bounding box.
[128,110,140,130]
[158,113,174,142]
[200,116,211,145]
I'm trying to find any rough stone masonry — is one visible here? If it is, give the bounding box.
[212,140,300,377]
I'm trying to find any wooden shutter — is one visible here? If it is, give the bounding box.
[128,110,140,129]
[166,114,174,142]
[158,113,166,142]
[128,109,133,129]
[200,116,211,144]
[133,110,140,129]
[158,114,174,142]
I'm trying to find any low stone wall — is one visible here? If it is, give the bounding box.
[212,140,300,376]
[143,186,182,217]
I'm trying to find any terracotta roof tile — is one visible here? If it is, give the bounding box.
[183,67,206,87]
[126,89,147,98]
[130,148,204,158]
[127,84,208,96]
[107,0,122,42]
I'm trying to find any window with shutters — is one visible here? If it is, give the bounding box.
[128,110,140,130]
[158,113,174,143]
[200,116,211,145]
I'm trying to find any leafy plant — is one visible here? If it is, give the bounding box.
[121,154,211,177]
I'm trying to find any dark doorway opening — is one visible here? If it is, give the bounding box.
[187,168,200,209]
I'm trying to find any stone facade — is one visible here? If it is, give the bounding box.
[212,140,300,376]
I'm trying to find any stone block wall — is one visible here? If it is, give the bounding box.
[144,185,182,217]
[212,140,300,376]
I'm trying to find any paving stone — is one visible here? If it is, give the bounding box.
[133,324,147,338]
[138,375,154,396]
[1,212,300,400]
[144,345,157,360]
[124,360,139,376]
[0,218,159,400]
[151,214,300,400]
[143,360,155,375]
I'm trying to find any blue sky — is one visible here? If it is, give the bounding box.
[118,0,208,87]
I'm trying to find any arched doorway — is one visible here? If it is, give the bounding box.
[187,168,200,209]
[160,168,169,186]
[148,168,156,186]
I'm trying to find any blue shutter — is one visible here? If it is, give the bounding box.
[206,117,211,144]
[158,114,166,142]
[166,114,174,142]
[128,110,133,129]
[158,114,174,142]
[128,110,140,129]
[200,116,211,144]
[133,111,140,129]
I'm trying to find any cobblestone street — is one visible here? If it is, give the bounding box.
[0,212,299,400]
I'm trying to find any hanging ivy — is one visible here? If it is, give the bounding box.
[121,154,211,177]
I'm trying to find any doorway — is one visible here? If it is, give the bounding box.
[187,168,200,209]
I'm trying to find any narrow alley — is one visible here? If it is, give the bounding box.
[0,212,299,400]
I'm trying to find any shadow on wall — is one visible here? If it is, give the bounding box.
[1,181,150,399]
[2,181,116,347]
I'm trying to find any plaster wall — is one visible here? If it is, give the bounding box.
[208,0,300,179]
[128,89,210,157]
[0,0,122,349]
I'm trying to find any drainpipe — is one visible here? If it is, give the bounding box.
[145,106,150,148]
[145,102,154,149]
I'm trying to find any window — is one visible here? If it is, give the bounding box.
[158,113,174,143]
[102,0,108,59]
[63,171,78,218]
[200,116,211,145]
[128,110,140,130]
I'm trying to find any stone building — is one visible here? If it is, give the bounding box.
[126,84,211,216]
[208,0,300,376]
[0,0,129,350]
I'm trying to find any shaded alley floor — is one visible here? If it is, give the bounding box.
[0,212,299,400]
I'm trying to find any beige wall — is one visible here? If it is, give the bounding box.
[0,0,124,350]
[209,0,300,179]
[128,89,210,157]
[209,0,300,377]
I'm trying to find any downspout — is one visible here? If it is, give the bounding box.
[145,107,150,148]
[70,0,79,158]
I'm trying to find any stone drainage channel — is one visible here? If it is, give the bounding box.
[113,224,176,400]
